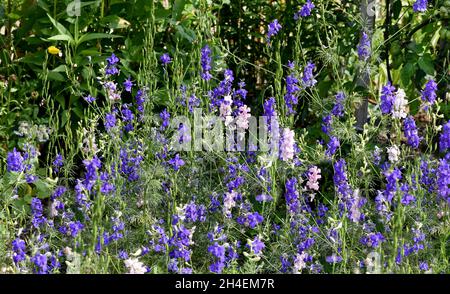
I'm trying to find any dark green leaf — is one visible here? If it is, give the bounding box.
[172,0,186,21]
[400,63,416,88]
[417,55,434,75]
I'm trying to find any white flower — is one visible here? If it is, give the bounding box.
[387,145,400,163]
[124,258,147,274]
[392,88,408,119]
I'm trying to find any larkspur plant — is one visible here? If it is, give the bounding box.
[0,0,448,276]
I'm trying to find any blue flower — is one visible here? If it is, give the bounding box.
[7,148,24,172]
[84,94,96,103]
[419,261,429,271]
[420,159,435,192]
[208,242,226,273]
[331,92,345,117]
[119,143,143,181]
[321,115,333,135]
[360,232,385,248]
[284,73,300,114]
[160,108,170,131]
[105,113,116,130]
[439,121,450,153]
[263,97,276,118]
[136,89,146,115]
[201,45,212,80]
[121,104,134,122]
[267,19,282,44]
[294,0,315,19]
[302,61,316,88]
[380,82,396,114]
[326,136,340,157]
[160,53,171,66]
[400,184,416,205]
[413,0,428,12]
[421,79,437,105]
[436,157,450,203]
[105,53,120,76]
[107,53,119,65]
[52,153,64,173]
[285,177,300,214]
[26,174,37,183]
[357,31,371,61]
[31,253,49,274]
[248,236,265,255]
[333,159,352,198]
[123,77,133,92]
[237,212,264,229]
[403,116,421,148]
[118,250,128,260]
[325,253,343,264]
[12,238,27,264]
[168,154,185,171]
[256,193,273,202]
[31,198,47,228]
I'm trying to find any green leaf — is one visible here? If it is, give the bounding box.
[48,34,73,42]
[175,25,196,42]
[400,63,416,88]
[72,106,84,119]
[392,0,402,19]
[56,96,66,109]
[52,65,67,72]
[418,55,434,75]
[154,89,170,106]
[61,110,70,127]
[37,0,50,12]
[172,0,186,21]
[7,13,21,20]
[18,52,46,66]
[47,13,74,44]
[47,71,65,82]
[34,179,53,199]
[100,15,131,29]
[77,33,122,45]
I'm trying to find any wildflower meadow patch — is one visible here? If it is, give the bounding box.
[0,0,449,277]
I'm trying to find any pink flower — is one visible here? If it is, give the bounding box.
[306,166,321,191]
[280,128,295,161]
[236,105,251,129]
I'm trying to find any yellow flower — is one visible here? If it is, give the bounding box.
[47,46,61,55]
